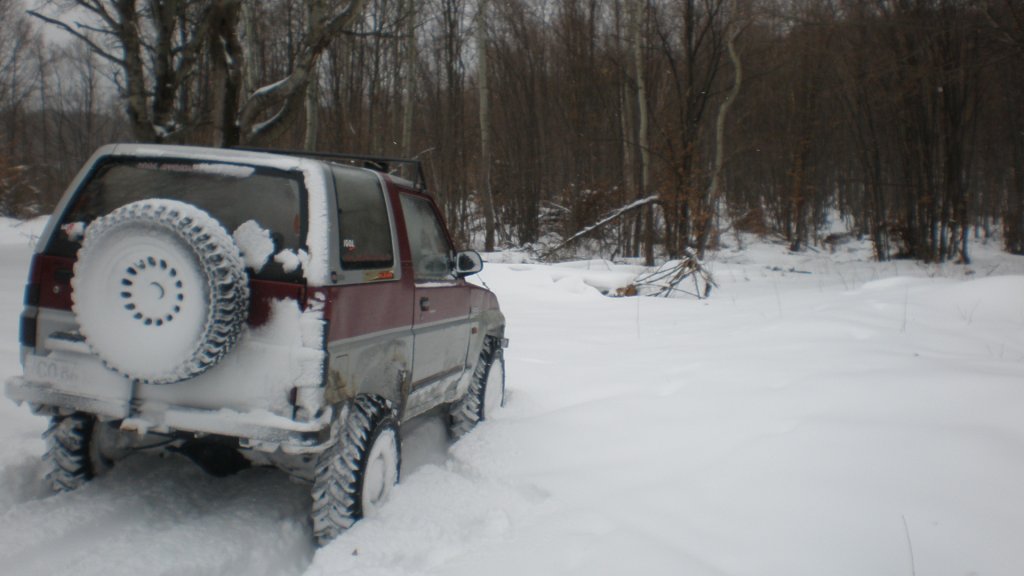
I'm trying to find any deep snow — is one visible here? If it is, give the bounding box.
[2,216,1024,576]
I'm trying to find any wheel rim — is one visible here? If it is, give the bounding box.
[361,427,399,516]
[482,358,505,418]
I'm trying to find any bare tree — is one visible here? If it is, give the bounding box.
[631,0,654,265]
[1,0,43,154]
[29,0,219,142]
[29,0,369,146]
[236,0,369,145]
[7,0,1022,266]
[401,0,417,157]
[209,0,242,147]
[477,0,496,251]
[696,0,743,258]
[0,0,45,215]
[983,0,1024,253]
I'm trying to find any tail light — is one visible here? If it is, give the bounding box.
[20,255,41,348]
[32,254,75,311]
[23,281,40,307]
[24,255,41,306]
[19,312,37,348]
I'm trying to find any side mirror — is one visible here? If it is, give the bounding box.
[454,250,484,277]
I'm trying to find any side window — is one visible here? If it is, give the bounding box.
[400,194,453,282]
[332,168,394,270]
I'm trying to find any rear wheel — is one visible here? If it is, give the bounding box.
[311,395,400,545]
[43,413,114,493]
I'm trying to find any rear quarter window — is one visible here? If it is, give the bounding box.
[331,167,394,271]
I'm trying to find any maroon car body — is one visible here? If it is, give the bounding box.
[5,144,507,542]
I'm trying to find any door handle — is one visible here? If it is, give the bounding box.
[420,297,431,312]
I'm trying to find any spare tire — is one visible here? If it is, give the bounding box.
[72,200,250,384]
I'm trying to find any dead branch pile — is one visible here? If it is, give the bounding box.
[631,248,717,299]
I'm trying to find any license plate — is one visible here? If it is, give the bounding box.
[26,355,82,386]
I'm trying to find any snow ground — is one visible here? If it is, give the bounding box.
[2,218,1023,576]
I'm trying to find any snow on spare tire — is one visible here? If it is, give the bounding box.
[72,200,249,384]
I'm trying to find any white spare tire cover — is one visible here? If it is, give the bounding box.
[72,200,250,384]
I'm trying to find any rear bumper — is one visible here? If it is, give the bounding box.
[5,376,332,455]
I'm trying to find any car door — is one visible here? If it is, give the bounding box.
[399,193,472,400]
[323,168,414,410]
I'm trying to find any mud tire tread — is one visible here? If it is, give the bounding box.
[311,395,400,545]
[43,414,97,493]
[448,337,504,440]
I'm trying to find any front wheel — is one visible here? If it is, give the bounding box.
[311,395,400,545]
[449,339,506,440]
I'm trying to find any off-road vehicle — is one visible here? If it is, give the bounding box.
[5,144,507,544]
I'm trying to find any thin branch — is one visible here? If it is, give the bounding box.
[336,29,400,39]
[27,10,124,65]
[70,21,119,37]
[74,0,120,31]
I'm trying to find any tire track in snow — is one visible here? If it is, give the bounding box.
[0,453,314,576]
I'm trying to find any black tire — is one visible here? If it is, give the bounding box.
[43,413,113,493]
[72,199,249,384]
[449,338,506,440]
[311,395,401,545]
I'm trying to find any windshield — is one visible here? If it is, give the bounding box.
[48,158,307,281]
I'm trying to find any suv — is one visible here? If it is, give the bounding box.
[5,144,507,544]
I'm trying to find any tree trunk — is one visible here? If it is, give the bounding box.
[402,0,417,157]
[303,4,319,151]
[477,0,495,251]
[117,1,153,142]
[697,12,742,259]
[620,80,636,257]
[632,0,654,266]
[211,0,241,148]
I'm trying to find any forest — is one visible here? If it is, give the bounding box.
[2,0,1023,264]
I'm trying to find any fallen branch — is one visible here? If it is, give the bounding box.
[541,195,659,260]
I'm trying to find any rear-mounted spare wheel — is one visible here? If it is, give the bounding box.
[72,199,250,384]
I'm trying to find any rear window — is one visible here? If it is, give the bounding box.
[48,158,307,281]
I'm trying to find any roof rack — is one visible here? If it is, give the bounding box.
[231,147,427,191]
